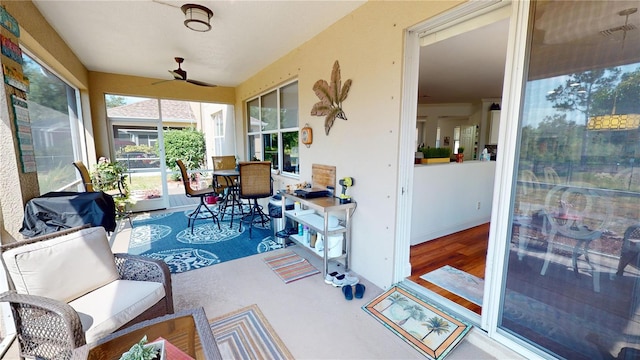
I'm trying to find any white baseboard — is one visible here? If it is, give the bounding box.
[411,217,490,245]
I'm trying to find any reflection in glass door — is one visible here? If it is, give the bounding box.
[111,121,168,212]
[500,1,640,358]
[107,95,168,212]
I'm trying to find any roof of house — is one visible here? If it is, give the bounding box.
[107,99,196,121]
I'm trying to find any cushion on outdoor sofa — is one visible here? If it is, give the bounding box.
[2,226,119,303]
[69,279,166,343]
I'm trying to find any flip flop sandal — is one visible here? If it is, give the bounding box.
[342,285,353,300]
[354,284,366,299]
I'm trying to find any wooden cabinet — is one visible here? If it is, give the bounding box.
[489,110,500,144]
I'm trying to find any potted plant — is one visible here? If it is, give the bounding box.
[456,147,465,163]
[120,336,165,360]
[91,158,134,215]
[420,147,451,164]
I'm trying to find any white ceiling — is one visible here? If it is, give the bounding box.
[418,18,509,104]
[32,0,366,87]
[28,1,640,106]
[31,0,509,104]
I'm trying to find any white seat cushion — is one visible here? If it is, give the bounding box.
[69,279,165,343]
[3,227,119,303]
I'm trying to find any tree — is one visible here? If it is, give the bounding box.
[106,95,127,108]
[378,293,410,312]
[163,128,206,178]
[421,316,451,342]
[546,69,619,163]
[588,68,640,117]
[22,55,68,114]
[396,304,426,326]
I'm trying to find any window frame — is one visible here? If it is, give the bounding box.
[21,48,86,193]
[246,79,299,176]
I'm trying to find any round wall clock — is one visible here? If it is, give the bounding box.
[301,125,313,147]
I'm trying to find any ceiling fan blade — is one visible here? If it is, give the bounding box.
[169,69,186,80]
[152,79,173,86]
[163,57,214,86]
[186,79,217,87]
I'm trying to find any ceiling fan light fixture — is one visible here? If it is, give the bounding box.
[181,4,213,32]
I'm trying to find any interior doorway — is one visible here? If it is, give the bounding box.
[399,2,510,317]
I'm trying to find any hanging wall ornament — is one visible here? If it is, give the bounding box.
[301,123,313,147]
[310,60,352,135]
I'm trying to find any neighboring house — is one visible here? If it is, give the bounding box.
[107,99,198,153]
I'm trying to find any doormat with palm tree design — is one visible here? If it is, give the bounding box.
[362,285,471,360]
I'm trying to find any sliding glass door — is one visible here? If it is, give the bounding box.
[498,1,640,358]
[110,118,168,212]
[107,95,167,211]
[106,95,236,212]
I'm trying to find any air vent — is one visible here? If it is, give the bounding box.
[600,24,637,37]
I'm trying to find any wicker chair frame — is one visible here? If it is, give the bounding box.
[72,161,132,227]
[212,155,238,191]
[177,159,221,234]
[238,161,272,237]
[616,224,640,276]
[0,225,173,360]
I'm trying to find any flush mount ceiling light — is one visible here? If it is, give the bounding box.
[181,3,213,32]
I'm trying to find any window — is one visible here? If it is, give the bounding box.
[22,52,83,193]
[246,81,299,175]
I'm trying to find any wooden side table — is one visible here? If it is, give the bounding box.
[82,308,222,360]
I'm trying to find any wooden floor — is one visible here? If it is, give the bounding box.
[408,223,490,315]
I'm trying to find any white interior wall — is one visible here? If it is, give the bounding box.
[411,161,495,245]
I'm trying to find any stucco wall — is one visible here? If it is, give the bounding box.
[235,1,463,288]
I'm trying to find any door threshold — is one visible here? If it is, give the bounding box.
[400,279,482,328]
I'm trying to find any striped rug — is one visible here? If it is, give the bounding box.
[263,250,319,283]
[210,304,293,360]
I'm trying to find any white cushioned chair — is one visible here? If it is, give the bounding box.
[0,225,173,359]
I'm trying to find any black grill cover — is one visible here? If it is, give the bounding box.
[20,191,116,237]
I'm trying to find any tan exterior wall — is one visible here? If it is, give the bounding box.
[235,1,462,287]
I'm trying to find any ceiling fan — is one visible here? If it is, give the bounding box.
[155,57,217,87]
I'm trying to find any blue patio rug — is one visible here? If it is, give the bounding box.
[363,285,471,360]
[129,208,281,273]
